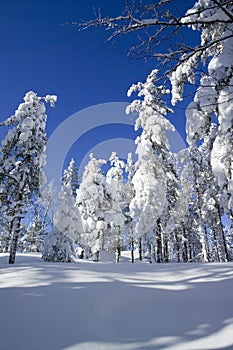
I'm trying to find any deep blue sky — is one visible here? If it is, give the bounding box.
[0,0,196,180]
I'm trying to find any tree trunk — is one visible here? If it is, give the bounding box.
[115,228,121,263]
[183,240,188,262]
[95,250,100,262]
[138,237,142,261]
[163,237,169,263]
[5,219,14,253]
[9,215,22,264]
[131,238,134,263]
[216,203,229,262]
[156,219,163,263]
[9,193,23,265]
[212,227,220,262]
[191,153,209,262]
[174,228,181,263]
[129,220,134,263]
[116,245,120,263]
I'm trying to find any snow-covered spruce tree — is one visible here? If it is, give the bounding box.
[200,139,229,262]
[126,69,175,262]
[0,91,57,264]
[124,152,136,262]
[41,227,74,262]
[20,191,52,253]
[21,219,42,253]
[62,158,79,199]
[181,19,233,262]
[38,180,58,235]
[172,1,233,229]
[157,151,179,263]
[42,161,83,262]
[185,146,211,263]
[176,149,205,262]
[106,152,126,263]
[76,154,111,261]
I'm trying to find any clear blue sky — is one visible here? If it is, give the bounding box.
[0,0,196,179]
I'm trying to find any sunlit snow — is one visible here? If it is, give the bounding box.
[0,253,233,350]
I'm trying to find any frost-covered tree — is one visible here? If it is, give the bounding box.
[80,1,233,87]
[124,152,135,262]
[0,183,11,252]
[176,149,206,262]
[126,69,174,261]
[62,158,79,199]
[180,7,233,215]
[42,162,82,262]
[80,0,233,262]
[41,227,74,262]
[76,154,111,261]
[20,219,42,253]
[106,152,126,263]
[0,91,57,264]
[158,152,179,263]
[39,181,57,234]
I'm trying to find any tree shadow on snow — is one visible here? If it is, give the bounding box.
[0,255,233,350]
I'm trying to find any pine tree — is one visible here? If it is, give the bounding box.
[42,162,82,262]
[41,227,74,262]
[76,154,110,261]
[0,92,57,264]
[124,153,135,263]
[62,158,79,199]
[106,152,126,263]
[126,69,175,261]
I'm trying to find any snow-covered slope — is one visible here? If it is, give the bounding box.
[0,253,233,350]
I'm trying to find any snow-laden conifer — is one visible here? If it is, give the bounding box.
[76,154,110,261]
[62,158,79,199]
[0,91,56,263]
[42,160,82,262]
[126,69,175,261]
[174,0,233,223]
[106,152,126,262]
[124,153,136,262]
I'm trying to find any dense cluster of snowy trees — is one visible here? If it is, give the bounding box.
[1,0,233,263]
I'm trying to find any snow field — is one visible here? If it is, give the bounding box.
[0,253,233,350]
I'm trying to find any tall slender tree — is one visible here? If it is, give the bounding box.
[76,154,110,261]
[42,161,82,262]
[106,152,126,263]
[0,92,57,264]
[126,69,174,261]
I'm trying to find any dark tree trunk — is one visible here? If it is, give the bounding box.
[130,236,134,263]
[115,228,121,263]
[95,251,100,262]
[138,237,142,261]
[183,240,188,262]
[156,219,163,263]
[163,237,169,263]
[174,228,181,263]
[116,244,121,263]
[9,215,21,264]
[212,227,220,262]
[129,220,134,263]
[9,193,23,265]
[216,203,229,262]
[4,219,14,253]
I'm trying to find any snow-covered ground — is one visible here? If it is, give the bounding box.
[0,253,233,350]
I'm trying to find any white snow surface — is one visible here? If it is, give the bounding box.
[0,253,233,350]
